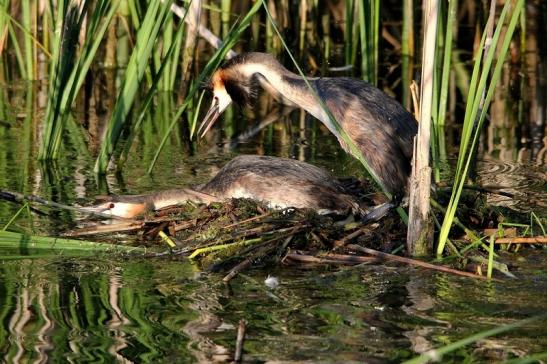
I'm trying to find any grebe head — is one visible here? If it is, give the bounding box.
[198,72,234,138]
[198,53,281,138]
[85,189,217,219]
[83,200,147,218]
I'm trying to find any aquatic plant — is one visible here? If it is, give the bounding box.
[437,0,525,257]
[39,1,117,160]
[94,0,174,174]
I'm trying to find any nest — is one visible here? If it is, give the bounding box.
[69,198,407,279]
[66,187,533,281]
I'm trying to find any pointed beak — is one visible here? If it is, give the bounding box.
[197,98,221,139]
[83,202,114,214]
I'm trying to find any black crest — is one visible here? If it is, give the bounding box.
[224,76,259,107]
[200,80,213,91]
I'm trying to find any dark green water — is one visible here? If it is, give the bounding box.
[0,253,546,362]
[0,77,546,362]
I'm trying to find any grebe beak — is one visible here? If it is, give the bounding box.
[197,91,233,139]
[198,97,220,138]
[83,202,116,214]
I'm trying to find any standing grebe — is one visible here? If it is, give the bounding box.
[198,52,418,197]
[86,155,365,218]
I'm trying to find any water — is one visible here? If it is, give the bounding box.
[0,105,545,361]
[1,253,545,362]
[1,43,546,364]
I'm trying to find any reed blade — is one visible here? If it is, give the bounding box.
[39,1,118,160]
[0,230,143,254]
[94,0,174,174]
[437,0,525,257]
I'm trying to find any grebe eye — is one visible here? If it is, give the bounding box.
[108,203,115,209]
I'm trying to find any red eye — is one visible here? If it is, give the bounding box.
[109,203,115,209]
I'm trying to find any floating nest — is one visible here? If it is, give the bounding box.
[3,187,542,280]
[69,197,410,278]
[66,184,547,281]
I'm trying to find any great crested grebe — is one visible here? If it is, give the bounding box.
[198,52,418,198]
[85,155,366,219]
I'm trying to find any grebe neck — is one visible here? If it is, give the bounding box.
[237,61,325,120]
[148,189,219,210]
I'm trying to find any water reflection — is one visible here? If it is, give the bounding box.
[0,258,199,362]
[0,107,546,362]
[0,250,546,362]
[477,159,547,211]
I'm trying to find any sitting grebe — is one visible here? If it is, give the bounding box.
[86,155,367,219]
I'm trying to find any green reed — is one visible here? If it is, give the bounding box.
[39,1,77,159]
[344,0,352,64]
[221,0,231,36]
[430,0,458,183]
[436,0,457,130]
[401,0,414,110]
[94,0,174,174]
[21,0,34,79]
[156,14,173,91]
[155,11,186,92]
[167,20,186,90]
[344,0,358,68]
[0,230,142,254]
[358,0,379,84]
[321,11,331,61]
[265,0,275,53]
[298,1,306,54]
[39,1,118,160]
[116,46,179,171]
[437,0,525,257]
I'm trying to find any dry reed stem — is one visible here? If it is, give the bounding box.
[495,236,547,244]
[406,0,438,256]
[64,222,145,237]
[167,1,237,58]
[222,243,278,282]
[333,228,366,248]
[346,244,494,280]
[221,211,273,229]
[284,252,377,265]
[234,319,247,362]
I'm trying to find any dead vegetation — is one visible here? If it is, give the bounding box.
[66,197,505,281]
